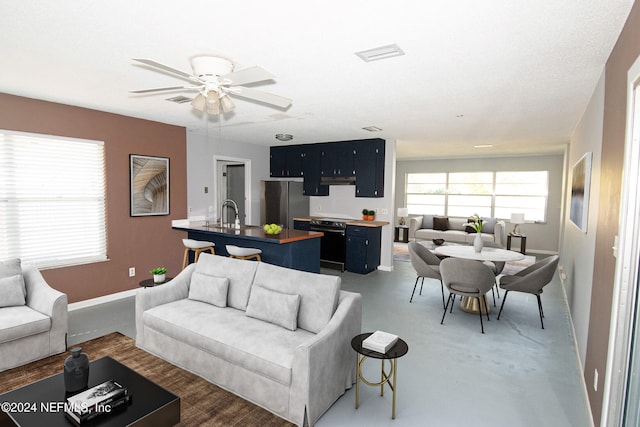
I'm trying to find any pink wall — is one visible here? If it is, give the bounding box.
[0,94,187,302]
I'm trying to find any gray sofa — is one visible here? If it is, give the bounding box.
[409,215,505,245]
[136,253,362,427]
[0,260,68,372]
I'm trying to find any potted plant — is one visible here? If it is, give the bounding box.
[362,209,369,220]
[150,267,167,283]
[367,210,376,221]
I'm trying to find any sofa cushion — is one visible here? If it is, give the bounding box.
[246,286,300,331]
[433,216,449,231]
[0,258,26,307]
[143,299,315,385]
[194,253,257,311]
[253,262,340,334]
[421,214,434,229]
[188,272,228,308]
[0,306,51,344]
[448,217,468,231]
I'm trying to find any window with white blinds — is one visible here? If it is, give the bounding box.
[0,130,107,268]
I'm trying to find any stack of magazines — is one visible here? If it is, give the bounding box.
[65,380,131,425]
[362,330,399,354]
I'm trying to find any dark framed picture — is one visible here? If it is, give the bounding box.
[569,152,592,232]
[130,154,169,216]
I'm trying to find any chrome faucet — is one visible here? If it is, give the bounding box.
[220,199,239,228]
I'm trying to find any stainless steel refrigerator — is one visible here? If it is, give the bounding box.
[260,181,309,229]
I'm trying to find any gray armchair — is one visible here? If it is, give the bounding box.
[408,242,444,307]
[0,261,68,371]
[497,255,559,329]
[440,257,496,333]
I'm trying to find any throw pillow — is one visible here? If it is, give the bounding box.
[0,258,26,307]
[245,285,301,331]
[421,214,434,229]
[188,272,229,308]
[433,216,449,231]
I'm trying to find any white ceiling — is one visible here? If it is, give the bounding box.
[0,1,633,159]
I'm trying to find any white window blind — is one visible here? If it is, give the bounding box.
[0,130,107,268]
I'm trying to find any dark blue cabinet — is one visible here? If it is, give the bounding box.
[320,141,356,177]
[270,146,305,177]
[354,139,385,198]
[270,146,287,177]
[302,145,329,196]
[345,225,382,274]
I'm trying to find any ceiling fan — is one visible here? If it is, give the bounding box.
[130,55,292,115]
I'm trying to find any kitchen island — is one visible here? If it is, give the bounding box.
[173,223,323,273]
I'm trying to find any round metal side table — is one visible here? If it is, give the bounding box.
[351,332,409,420]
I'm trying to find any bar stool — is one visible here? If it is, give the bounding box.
[226,245,262,261]
[182,239,216,269]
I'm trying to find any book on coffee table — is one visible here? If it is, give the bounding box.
[362,330,399,353]
[65,379,129,424]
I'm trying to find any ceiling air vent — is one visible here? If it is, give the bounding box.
[166,96,192,104]
[362,126,383,132]
[355,44,404,62]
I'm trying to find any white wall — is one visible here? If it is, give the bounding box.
[560,72,605,364]
[308,139,396,270]
[395,153,565,253]
[186,129,269,225]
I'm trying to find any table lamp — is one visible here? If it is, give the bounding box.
[397,208,409,226]
[510,213,525,235]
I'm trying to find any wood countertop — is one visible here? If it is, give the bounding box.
[293,217,389,227]
[173,223,323,244]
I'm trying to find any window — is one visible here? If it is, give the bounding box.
[405,171,548,222]
[0,130,107,268]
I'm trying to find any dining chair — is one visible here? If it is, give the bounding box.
[408,242,445,308]
[483,260,505,306]
[497,255,559,329]
[439,257,496,333]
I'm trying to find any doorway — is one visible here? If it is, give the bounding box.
[214,156,251,226]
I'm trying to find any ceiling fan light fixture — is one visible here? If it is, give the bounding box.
[191,93,206,111]
[219,93,235,113]
[205,90,221,115]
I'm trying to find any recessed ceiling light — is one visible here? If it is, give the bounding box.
[275,134,293,141]
[362,126,383,132]
[474,144,493,149]
[355,44,404,62]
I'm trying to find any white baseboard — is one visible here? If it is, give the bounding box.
[69,288,137,311]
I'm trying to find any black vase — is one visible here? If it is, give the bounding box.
[63,347,89,393]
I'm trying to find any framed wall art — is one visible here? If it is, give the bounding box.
[130,154,169,216]
[569,152,592,232]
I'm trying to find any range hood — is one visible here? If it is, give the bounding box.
[320,176,356,185]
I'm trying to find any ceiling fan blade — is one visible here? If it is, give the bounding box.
[230,87,292,108]
[223,66,275,86]
[129,86,197,94]
[132,58,200,83]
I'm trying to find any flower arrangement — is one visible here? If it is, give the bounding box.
[464,214,483,233]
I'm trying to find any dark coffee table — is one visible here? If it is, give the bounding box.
[0,356,180,426]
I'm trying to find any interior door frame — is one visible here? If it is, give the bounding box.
[213,155,252,225]
[602,53,640,426]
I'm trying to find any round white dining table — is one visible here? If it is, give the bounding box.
[433,245,525,314]
[434,245,525,262]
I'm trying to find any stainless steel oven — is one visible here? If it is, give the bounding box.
[309,218,347,271]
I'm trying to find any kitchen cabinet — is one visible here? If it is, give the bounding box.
[270,146,305,177]
[269,138,385,197]
[345,225,381,274]
[354,139,385,198]
[302,145,329,196]
[320,141,356,177]
[293,220,310,231]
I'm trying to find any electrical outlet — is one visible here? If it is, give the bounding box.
[128,267,135,277]
[381,208,388,215]
[594,368,598,391]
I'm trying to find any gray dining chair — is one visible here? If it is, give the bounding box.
[483,260,505,306]
[440,257,496,333]
[497,255,559,329]
[408,242,445,308]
